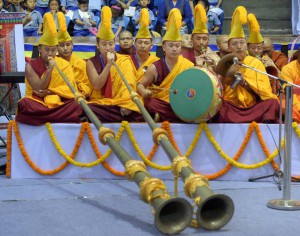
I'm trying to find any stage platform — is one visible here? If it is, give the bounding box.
[1,177,300,236]
[6,121,300,180]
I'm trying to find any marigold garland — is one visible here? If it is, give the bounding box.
[204,122,281,169]
[9,120,292,178]
[5,121,13,177]
[252,122,279,170]
[202,122,255,179]
[292,122,300,138]
[13,121,72,175]
[85,122,125,176]
[122,121,172,171]
[161,121,182,155]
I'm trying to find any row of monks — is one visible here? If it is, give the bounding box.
[15,5,300,125]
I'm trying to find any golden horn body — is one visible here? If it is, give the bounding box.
[54,63,193,235]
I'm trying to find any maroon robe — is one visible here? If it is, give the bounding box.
[181,48,196,64]
[144,59,183,123]
[15,58,83,126]
[214,99,280,123]
[87,55,144,123]
[117,46,136,56]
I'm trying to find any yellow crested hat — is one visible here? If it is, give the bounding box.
[57,12,72,43]
[247,13,263,44]
[192,4,208,34]
[228,6,247,40]
[163,8,182,42]
[38,12,58,46]
[135,8,152,39]
[97,6,115,40]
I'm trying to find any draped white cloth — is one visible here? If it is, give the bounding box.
[9,122,300,180]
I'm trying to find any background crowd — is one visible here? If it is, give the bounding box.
[0,0,225,37]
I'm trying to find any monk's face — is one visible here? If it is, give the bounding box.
[263,43,273,58]
[217,35,231,53]
[163,41,182,59]
[38,45,58,63]
[119,31,133,50]
[57,41,73,61]
[135,38,153,55]
[228,38,247,60]
[181,34,192,48]
[97,39,115,57]
[192,33,209,54]
[248,43,264,58]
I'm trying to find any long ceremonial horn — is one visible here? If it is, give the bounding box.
[54,64,193,235]
[111,60,234,230]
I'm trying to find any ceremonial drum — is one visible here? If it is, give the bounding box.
[169,67,223,123]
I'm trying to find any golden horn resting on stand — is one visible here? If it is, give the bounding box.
[111,60,234,230]
[54,64,193,235]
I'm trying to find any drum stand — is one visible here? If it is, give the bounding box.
[234,60,300,210]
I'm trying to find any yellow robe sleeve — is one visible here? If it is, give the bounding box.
[223,56,277,108]
[70,54,92,97]
[89,54,141,113]
[151,55,194,103]
[136,55,160,83]
[281,60,300,111]
[24,57,76,108]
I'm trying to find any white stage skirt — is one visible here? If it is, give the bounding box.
[8,122,300,181]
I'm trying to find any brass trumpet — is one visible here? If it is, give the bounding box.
[111,61,234,230]
[54,64,193,235]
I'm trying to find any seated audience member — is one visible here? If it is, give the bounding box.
[137,9,194,122]
[0,0,9,12]
[158,0,192,36]
[117,30,136,55]
[48,0,62,28]
[208,0,222,7]
[73,0,96,36]
[215,6,279,123]
[89,0,106,17]
[4,0,23,12]
[16,13,83,125]
[22,0,43,36]
[263,37,288,71]
[281,49,300,122]
[182,4,220,70]
[130,8,159,82]
[247,14,281,95]
[86,6,144,123]
[216,34,230,58]
[198,0,220,34]
[35,0,50,16]
[56,12,92,98]
[110,3,125,37]
[61,0,79,12]
[132,0,156,34]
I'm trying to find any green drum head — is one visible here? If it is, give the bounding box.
[169,68,214,122]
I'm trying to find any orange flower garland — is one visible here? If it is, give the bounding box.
[12,121,82,175]
[252,122,279,170]
[5,121,13,177]
[84,123,125,176]
[201,122,255,179]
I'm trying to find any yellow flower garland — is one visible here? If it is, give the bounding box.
[12,121,73,175]
[8,120,291,178]
[204,122,281,169]
[122,121,172,171]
